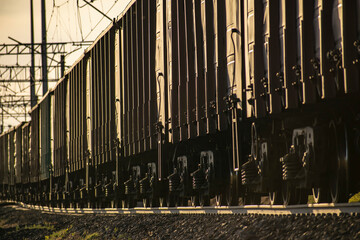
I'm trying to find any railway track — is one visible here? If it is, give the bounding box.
[10,202,360,216]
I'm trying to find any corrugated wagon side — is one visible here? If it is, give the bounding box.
[53,77,68,206]
[14,122,25,201]
[21,122,31,202]
[30,104,40,203]
[65,57,89,208]
[0,132,8,199]
[239,0,360,205]
[7,128,15,200]
[39,90,54,204]
[88,26,117,207]
[159,0,244,207]
[116,0,162,208]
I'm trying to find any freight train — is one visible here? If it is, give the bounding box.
[1,0,360,208]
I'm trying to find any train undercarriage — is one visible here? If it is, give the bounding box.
[3,94,360,208]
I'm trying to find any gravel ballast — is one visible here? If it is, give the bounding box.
[1,203,360,239]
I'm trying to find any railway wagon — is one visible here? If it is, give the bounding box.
[57,27,119,208]
[86,0,360,206]
[7,129,15,200]
[21,122,31,202]
[154,0,245,206]
[64,57,88,208]
[0,132,8,199]
[88,26,118,208]
[29,104,40,202]
[116,0,161,208]
[28,90,54,204]
[53,77,67,206]
[237,0,360,205]
[39,90,54,204]
[2,0,360,207]
[14,122,25,201]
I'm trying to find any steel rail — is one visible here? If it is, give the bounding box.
[11,202,360,216]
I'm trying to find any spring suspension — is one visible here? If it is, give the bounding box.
[241,159,259,185]
[168,172,181,192]
[104,182,112,197]
[191,168,206,190]
[280,150,302,181]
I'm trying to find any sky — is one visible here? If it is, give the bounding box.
[0,0,131,132]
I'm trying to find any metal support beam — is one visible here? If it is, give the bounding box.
[0,41,92,55]
[30,0,36,108]
[0,65,70,69]
[0,78,58,83]
[61,55,65,77]
[0,97,3,134]
[41,0,48,95]
[82,0,113,21]
[7,37,61,64]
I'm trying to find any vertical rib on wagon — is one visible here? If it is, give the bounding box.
[8,129,15,194]
[192,0,206,137]
[296,0,317,104]
[149,0,157,150]
[278,0,299,109]
[177,0,189,141]
[213,0,228,130]
[30,107,39,184]
[183,0,196,139]
[201,0,216,133]
[54,78,67,179]
[156,0,169,179]
[167,0,180,143]
[142,0,150,151]
[244,0,266,118]
[22,122,31,186]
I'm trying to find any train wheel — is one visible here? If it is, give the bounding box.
[123,196,135,208]
[215,194,222,206]
[224,174,238,206]
[129,197,136,208]
[282,182,297,206]
[269,192,282,205]
[224,188,237,206]
[199,194,210,207]
[284,187,308,205]
[312,187,329,203]
[328,121,348,203]
[121,200,126,208]
[150,196,159,207]
[181,197,188,206]
[312,188,321,203]
[159,197,165,207]
[190,195,199,207]
[243,193,261,205]
[174,195,181,207]
[142,198,149,208]
[166,194,175,207]
[297,189,308,204]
